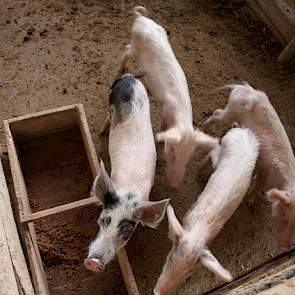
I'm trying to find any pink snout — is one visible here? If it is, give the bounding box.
[154,289,164,295]
[84,258,105,272]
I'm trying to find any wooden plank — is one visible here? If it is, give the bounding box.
[0,215,19,295]
[76,104,100,177]
[246,0,295,45]
[0,155,35,294]
[276,0,295,28]
[4,120,50,295]
[258,0,295,42]
[278,35,295,63]
[21,196,101,223]
[208,248,295,294]
[7,104,80,138]
[117,248,140,295]
[246,0,288,45]
[258,275,295,294]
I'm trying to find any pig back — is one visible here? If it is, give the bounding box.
[244,98,295,185]
[184,128,259,241]
[108,75,156,200]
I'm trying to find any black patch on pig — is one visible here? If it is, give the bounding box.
[126,192,136,200]
[103,191,120,209]
[109,74,136,123]
[118,219,136,240]
[90,254,104,264]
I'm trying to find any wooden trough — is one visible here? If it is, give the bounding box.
[246,0,295,63]
[4,104,139,295]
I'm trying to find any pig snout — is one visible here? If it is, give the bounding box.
[84,257,105,272]
[154,288,168,295]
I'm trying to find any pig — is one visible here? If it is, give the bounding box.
[204,83,295,251]
[84,74,170,272]
[118,6,218,187]
[154,127,259,294]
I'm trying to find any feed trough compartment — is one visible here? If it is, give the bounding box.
[4,104,139,295]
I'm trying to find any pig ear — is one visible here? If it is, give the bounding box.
[156,128,181,144]
[167,205,184,243]
[90,160,115,203]
[193,129,219,150]
[133,199,170,228]
[200,249,233,282]
[203,109,224,128]
[266,189,290,205]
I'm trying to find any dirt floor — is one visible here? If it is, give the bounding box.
[1,0,295,294]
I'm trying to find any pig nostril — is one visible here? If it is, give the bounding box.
[84,258,105,272]
[154,289,165,295]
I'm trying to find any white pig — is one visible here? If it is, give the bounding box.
[84,74,170,272]
[118,6,218,187]
[154,127,259,294]
[204,83,295,251]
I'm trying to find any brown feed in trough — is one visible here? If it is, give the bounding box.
[4,104,139,295]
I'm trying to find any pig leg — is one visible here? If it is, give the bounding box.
[118,44,135,77]
[100,114,111,136]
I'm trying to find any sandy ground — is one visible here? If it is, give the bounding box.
[0,0,295,294]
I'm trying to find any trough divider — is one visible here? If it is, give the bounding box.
[21,196,100,223]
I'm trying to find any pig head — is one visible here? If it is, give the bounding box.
[84,161,170,272]
[154,206,232,295]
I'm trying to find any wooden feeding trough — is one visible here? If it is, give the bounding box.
[246,0,295,63]
[4,104,139,295]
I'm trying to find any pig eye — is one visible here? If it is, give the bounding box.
[118,219,136,241]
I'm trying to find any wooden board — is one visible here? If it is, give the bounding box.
[0,214,19,295]
[0,154,34,295]
[208,248,295,294]
[258,276,295,295]
[246,0,295,45]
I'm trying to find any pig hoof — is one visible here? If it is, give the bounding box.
[84,258,105,272]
